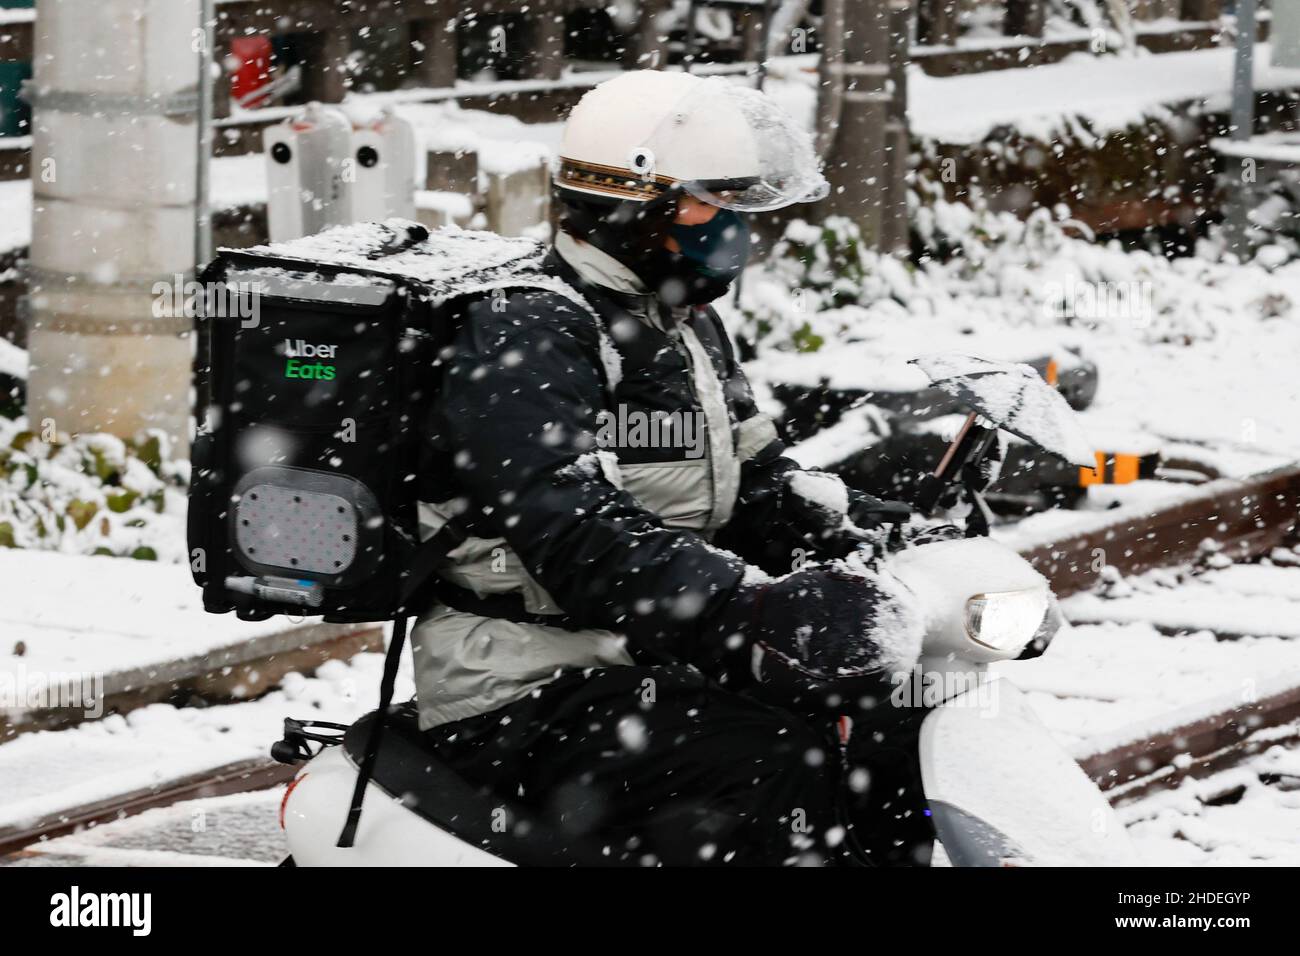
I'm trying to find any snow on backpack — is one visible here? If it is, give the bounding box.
[188,219,592,625]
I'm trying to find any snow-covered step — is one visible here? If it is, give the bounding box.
[1062,588,1300,641]
[3,790,286,867]
[0,550,379,733]
[1197,564,1300,603]
[910,43,1300,147]
[1121,744,1300,866]
[993,620,1300,747]
[0,650,402,836]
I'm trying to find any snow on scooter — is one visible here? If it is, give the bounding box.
[271,354,1139,866]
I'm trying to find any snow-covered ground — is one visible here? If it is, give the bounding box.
[0,645,402,834]
[0,336,24,380]
[0,179,30,257]
[908,44,1300,145]
[1123,746,1300,866]
[997,619,1300,748]
[756,42,1300,148]
[0,547,378,734]
[5,789,287,867]
[1067,564,1300,639]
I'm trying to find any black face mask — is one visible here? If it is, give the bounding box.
[559,191,679,277]
[647,209,751,306]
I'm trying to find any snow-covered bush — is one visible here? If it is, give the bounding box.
[0,416,188,561]
[737,215,920,354]
[1230,169,1300,267]
[729,186,1297,357]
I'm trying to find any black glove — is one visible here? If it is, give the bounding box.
[715,465,911,575]
[847,491,914,530]
[698,564,923,717]
[780,474,912,559]
[789,484,908,538]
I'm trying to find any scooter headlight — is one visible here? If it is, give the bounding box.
[964,588,1049,654]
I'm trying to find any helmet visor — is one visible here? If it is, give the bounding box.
[646,78,829,213]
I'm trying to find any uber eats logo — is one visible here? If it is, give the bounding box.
[283,339,337,381]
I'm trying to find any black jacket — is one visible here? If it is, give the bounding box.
[422,253,860,668]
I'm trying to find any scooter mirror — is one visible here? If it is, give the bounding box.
[909,354,1095,468]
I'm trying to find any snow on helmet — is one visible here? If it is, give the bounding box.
[556,70,828,213]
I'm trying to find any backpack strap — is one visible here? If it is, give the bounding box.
[397,521,469,611]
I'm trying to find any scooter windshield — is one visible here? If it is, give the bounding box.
[643,77,829,213]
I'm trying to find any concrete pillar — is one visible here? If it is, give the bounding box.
[630,0,671,69]
[881,0,913,257]
[1273,0,1300,68]
[532,5,566,81]
[916,0,959,46]
[486,165,550,237]
[821,0,894,250]
[738,6,766,62]
[299,28,350,103]
[1004,0,1045,37]
[410,11,458,89]
[1131,0,1181,21]
[26,0,199,449]
[1180,0,1222,23]
[425,148,478,194]
[212,50,231,121]
[1223,0,1257,259]
[815,0,845,158]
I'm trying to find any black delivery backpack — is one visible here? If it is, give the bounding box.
[189,219,584,625]
[188,219,592,846]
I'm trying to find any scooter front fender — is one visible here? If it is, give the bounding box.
[918,678,1138,866]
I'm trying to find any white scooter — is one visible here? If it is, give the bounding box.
[273,354,1139,866]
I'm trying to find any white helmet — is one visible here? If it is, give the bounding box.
[555,70,828,212]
